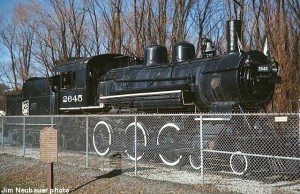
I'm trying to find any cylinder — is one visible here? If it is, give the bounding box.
[226,20,242,54]
[144,45,168,66]
[172,41,195,62]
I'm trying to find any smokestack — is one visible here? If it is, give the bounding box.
[226,20,242,54]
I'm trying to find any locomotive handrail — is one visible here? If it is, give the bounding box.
[99,90,182,99]
[113,76,194,82]
[60,106,104,111]
[111,84,190,95]
[201,66,239,74]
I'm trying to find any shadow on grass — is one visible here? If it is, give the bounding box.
[68,166,153,193]
[68,168,123,193]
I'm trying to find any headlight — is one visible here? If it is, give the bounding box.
[271,62,279,74]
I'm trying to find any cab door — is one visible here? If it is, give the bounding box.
[59,69,87,110]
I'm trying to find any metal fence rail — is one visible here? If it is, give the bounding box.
[0,113,299,193]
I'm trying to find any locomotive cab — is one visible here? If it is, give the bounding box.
[55,58,90,113]
[57,54,143,113]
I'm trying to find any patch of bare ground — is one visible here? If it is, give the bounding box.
[0,154,232,194]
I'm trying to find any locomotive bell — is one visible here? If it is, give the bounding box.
[205,41,214,54]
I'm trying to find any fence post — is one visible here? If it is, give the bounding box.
[134,114,137,176]
[199,115,204,185]
[23,116,26,156]
[86,116,89,167]
[1,116,3,149]
[51,116,54,128]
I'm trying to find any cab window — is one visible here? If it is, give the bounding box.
[62,72,76,89]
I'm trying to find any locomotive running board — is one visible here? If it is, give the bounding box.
[60,106,104,111]
[99,90,182,99]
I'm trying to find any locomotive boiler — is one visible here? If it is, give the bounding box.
[97,20,280,113]
[98,45,280,113]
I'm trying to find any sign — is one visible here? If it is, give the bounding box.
[22,100,29,116]
[40,127,58,163]
[274,116,288,122]
[257,65,270,73]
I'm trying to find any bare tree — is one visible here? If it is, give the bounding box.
[122,0,146,57]
[30,0,89,76]
[84,0,102,55]
[170,0,195,45]
[287,0,300,111]
[191,0,213,56]
[66,0,87,57]
[135,0,146,56]
[0,23,18,91]
[155,0,168,46]
[259,0,299,112]
[96,0,123,53]
[13,4,36,82]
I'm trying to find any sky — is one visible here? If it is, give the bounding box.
[0,0,28,13]
[0,0,17,10]
[0,0,29,60]
[0,0,29,86]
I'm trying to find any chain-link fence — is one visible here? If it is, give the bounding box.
[1,113,299,192]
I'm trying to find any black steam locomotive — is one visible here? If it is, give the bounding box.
[6,20,295,176]
[6,20,280,115]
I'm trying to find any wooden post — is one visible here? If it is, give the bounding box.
[40,127,58,191]
[47,163,54,190]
